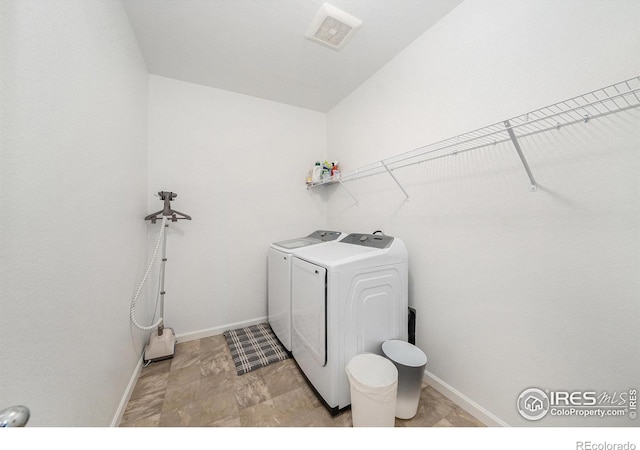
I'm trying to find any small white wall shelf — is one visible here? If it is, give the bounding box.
[307,178,359,204]
[307,75,640,200]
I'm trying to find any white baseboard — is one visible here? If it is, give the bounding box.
[423,369,510,427]
[111,355,144,427]
[175,315,268,343]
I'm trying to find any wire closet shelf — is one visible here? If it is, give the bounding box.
[309,75,640,198]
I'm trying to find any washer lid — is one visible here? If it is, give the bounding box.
[273,237,322,250]
[273,230,344,250]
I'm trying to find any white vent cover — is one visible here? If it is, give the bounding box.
[305,3,362,51]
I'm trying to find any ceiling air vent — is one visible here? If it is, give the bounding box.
[305,3,362,51]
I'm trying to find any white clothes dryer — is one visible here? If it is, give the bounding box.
[290,233,408,414]
[268,230,345,352]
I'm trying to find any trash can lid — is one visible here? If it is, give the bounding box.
[382,340,427,368]
[345,353,397,388]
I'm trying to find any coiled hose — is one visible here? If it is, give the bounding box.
[130,216,167,331]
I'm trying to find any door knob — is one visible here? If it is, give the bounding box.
[0,405,30,427]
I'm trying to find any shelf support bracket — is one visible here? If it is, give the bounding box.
[338,180,358,204]
[504,120,538,192]
[381,162,410,200]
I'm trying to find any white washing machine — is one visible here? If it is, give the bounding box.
[290,232,408,414]
[268,230,345,352]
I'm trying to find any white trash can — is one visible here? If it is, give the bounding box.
[345,353,398,427]
[381,340,428,419]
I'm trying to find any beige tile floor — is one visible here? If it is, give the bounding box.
[119,334,485,427]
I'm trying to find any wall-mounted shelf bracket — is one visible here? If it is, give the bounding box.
[381,162,410,200]
[504,120,538,192]
[307,177,359,204]
[338,180,358,204]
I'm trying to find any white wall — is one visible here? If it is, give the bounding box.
[2,0,637,429]
[147,75,327,338]
[327,0,640,427]
[0,1,148,426]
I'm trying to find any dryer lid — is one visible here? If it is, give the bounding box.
[341,233,394,248]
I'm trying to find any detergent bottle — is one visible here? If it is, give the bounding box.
[331,161,340,180]
[322,161,332,182]
[311,162,322,183]
[306,168,313,185]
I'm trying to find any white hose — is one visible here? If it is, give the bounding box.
[130,216,167,331]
